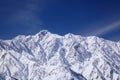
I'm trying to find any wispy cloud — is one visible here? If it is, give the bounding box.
[91,21,120,36]
[7,0,47,34]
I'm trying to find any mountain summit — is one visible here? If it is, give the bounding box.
[0,30,120,80]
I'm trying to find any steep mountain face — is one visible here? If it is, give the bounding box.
[0,30,120,80]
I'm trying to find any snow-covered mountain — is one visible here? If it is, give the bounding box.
[0,30,120,80]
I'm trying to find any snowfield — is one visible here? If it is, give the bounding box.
[0,30,120,80]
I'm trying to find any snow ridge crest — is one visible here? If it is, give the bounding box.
[0,30,120,80]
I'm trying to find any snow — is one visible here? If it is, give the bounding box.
[0,30,120,80]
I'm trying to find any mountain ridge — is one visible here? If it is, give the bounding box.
[0,30,119,43]
[0,30,120,80]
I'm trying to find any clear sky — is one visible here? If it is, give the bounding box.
[0,0,120,41]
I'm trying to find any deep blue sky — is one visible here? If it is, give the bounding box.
[0,0,120,41]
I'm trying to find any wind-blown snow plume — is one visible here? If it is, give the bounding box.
[93,21,120,36]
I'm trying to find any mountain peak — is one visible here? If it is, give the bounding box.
[39,30,49,34]
[36,30,49,37]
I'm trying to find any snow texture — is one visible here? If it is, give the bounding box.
[0,30,120,80]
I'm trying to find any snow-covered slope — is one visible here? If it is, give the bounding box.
[0,30,120,80]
